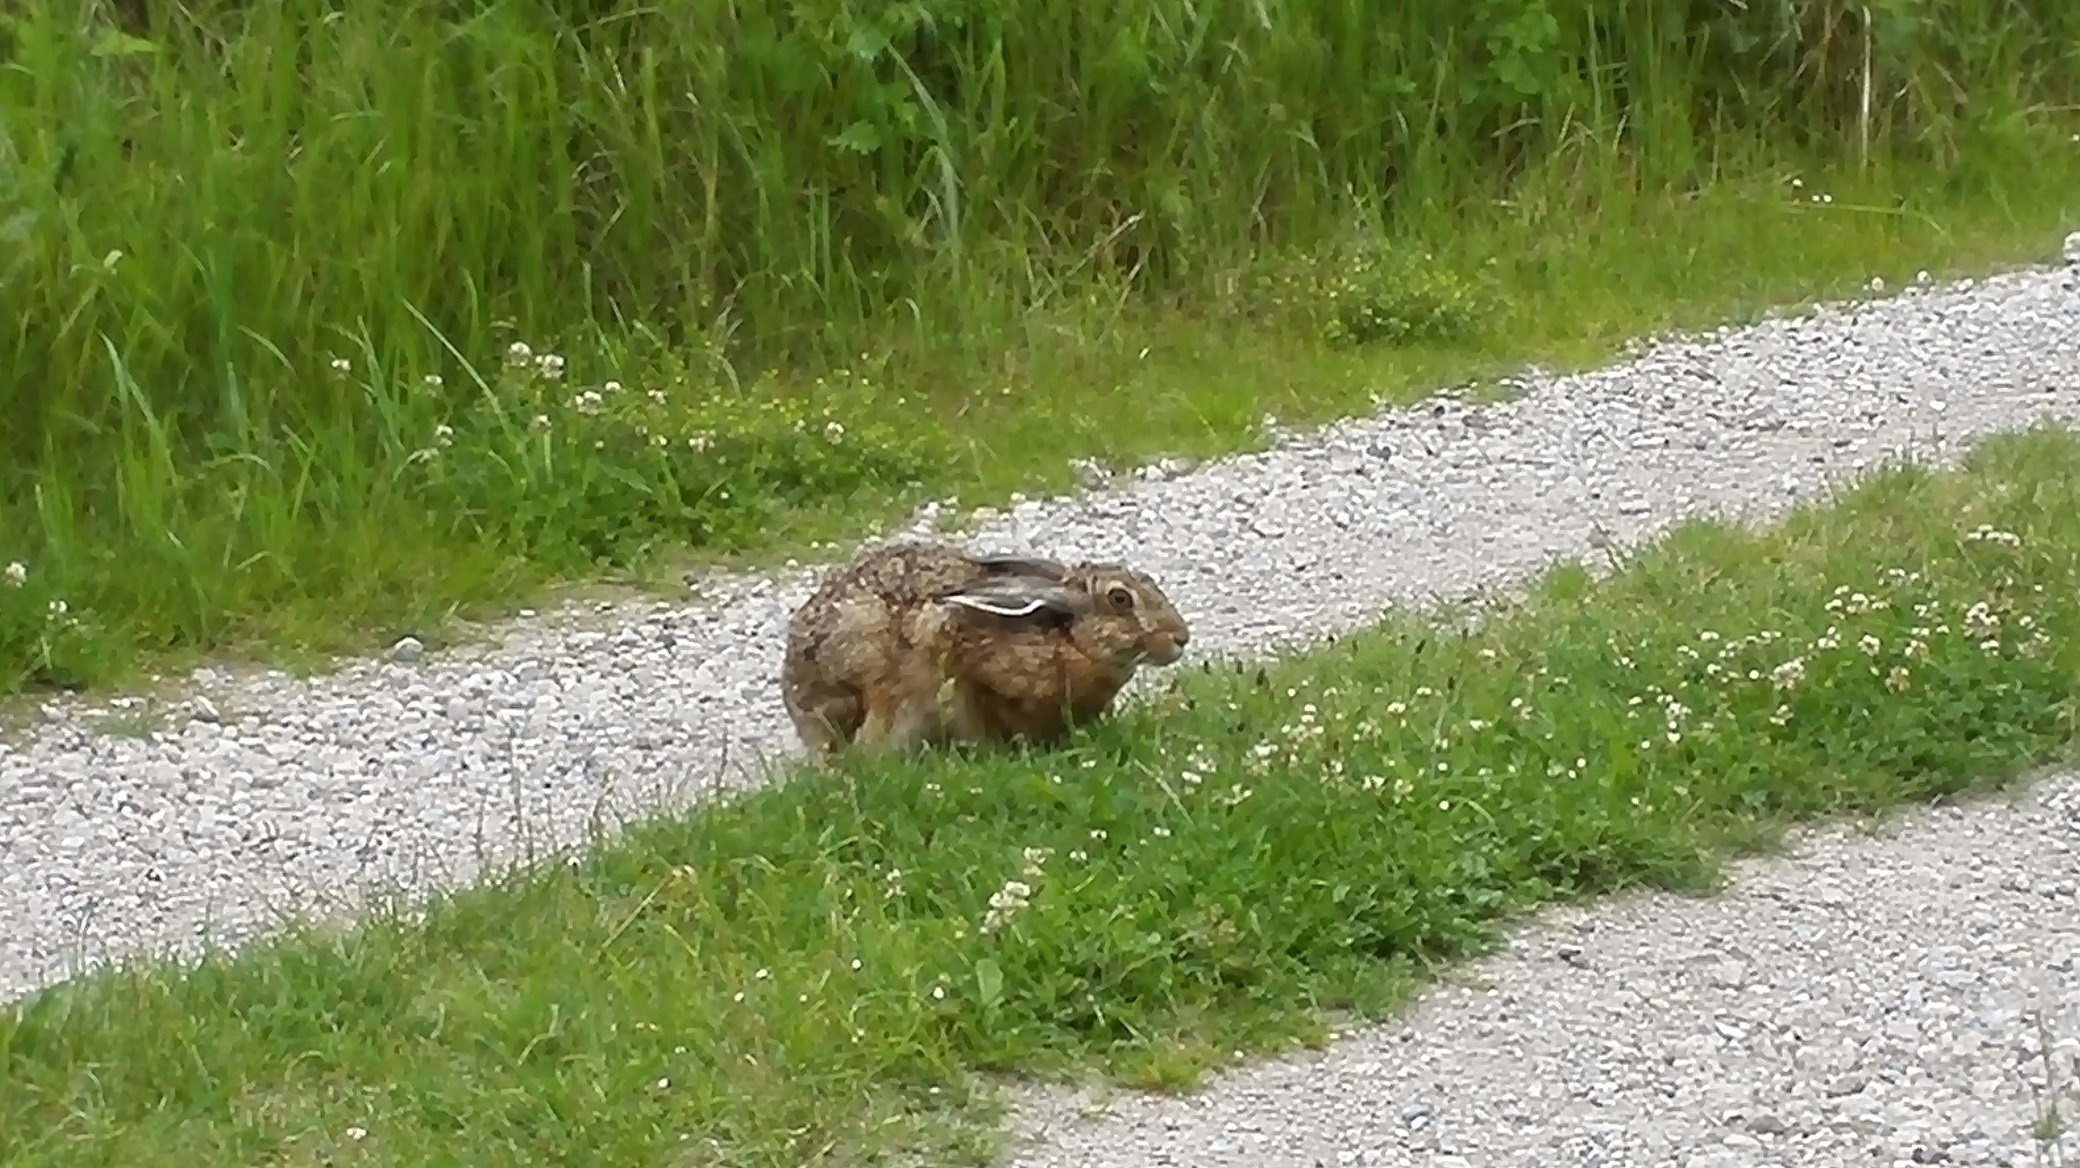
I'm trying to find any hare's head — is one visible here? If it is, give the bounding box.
[939,560,1190,672]
[1061,563,1190,668]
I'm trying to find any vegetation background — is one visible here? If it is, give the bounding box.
[1,0,2075,693]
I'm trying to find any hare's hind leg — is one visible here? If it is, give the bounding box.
[787,686,863,756]
[856,693,939,755]
[854,656,951,756]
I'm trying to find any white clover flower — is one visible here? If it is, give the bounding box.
[981,879,1034,934]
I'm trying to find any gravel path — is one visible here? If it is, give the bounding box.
[1004,772,2080,1168]
[2,261,2078,1006]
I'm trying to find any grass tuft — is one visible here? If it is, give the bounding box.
[6,424,2080,1167]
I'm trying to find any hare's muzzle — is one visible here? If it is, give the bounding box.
[1143,627,1188,666]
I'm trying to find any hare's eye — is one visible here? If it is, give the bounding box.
[1106,585,1135,610]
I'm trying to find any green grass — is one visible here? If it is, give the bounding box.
[7,423,2080,1167]
[2,0,2078,695]
[3,149,2078,697]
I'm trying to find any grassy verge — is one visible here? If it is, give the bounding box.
[7,423,2080,1167]
[3,0,2079,696]
[4,147,2079,697]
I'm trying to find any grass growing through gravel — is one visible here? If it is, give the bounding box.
[8,425,2080,1166]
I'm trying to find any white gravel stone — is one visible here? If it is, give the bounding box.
[0,255,2076,1168]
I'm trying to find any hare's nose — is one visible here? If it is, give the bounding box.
[1172,628,1190,647]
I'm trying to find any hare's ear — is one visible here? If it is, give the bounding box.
[941,580,1084,621]
[968,553,1069,581]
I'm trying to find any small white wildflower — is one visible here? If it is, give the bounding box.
[1964,601,2001,638]
[536,352,566,380]
[2,561,24,588]
[434,423,455,448]
[422,373,444,391]
[571,389,604,415]
[1857,634,1881,656]
[506,340,533,366]
[328,356,352,376]
[1963,524,2021,546]
[824,420,846,444]
[603,379,623,394]
[1771,658,1806,689]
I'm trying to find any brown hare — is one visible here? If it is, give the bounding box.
[779,540,1190,756]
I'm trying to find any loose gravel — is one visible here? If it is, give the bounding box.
[1005,773,2080,1168]
[1,260,2077,1019]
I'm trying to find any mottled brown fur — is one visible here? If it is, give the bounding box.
[779,540,1192,757]
[779,540,1068,755]
[936,563,1189,746]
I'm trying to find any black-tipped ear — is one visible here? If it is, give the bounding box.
[941,580,1083,623]
[969,553,1069,581]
